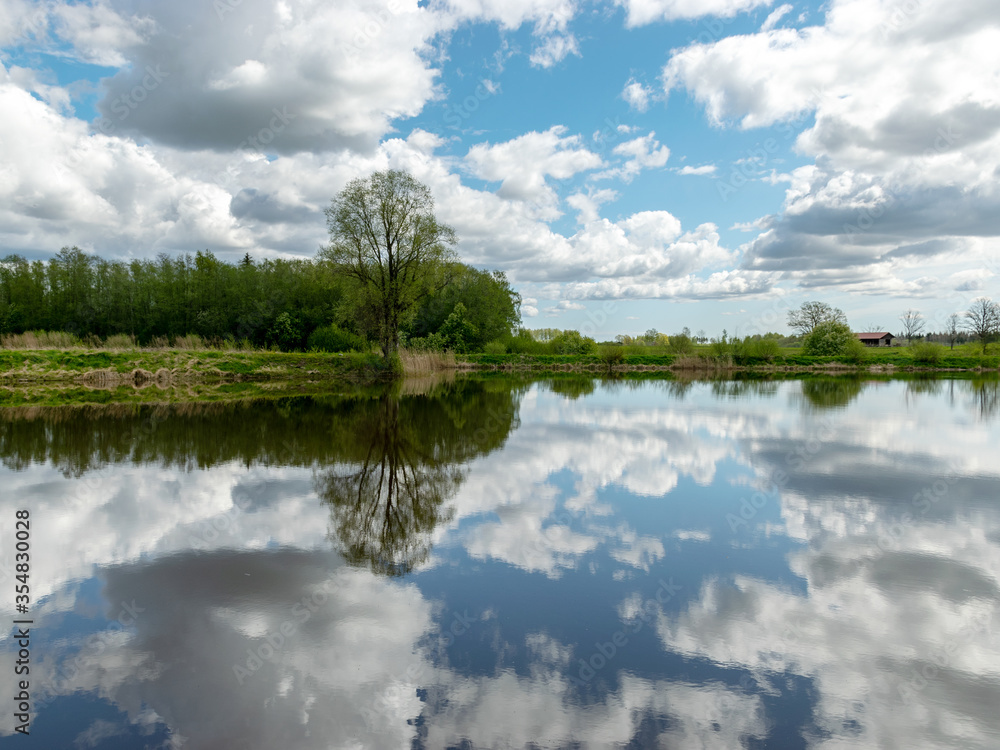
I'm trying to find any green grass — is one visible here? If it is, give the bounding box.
[462,347,1000,371]
[0,348,394,384]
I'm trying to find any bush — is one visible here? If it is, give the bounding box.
[708,338,732,359]
[802,321,856,357]
[733,336,781,364]
[437,303,478,353]
[598,346,625,370]
[550,330,597,355]
[483,340,507,355]
[668,333,695,355]
[843,337,869,364]
[910,341,945,364]
[307,323,366,353]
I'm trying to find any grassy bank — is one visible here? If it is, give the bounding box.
[0,348,395,387]
[460,348,1000,372]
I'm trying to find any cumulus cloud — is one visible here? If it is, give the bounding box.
[659,0,1000,292]
[617,0,774,27]
[594,132,670,183]
[621,78,652,111]
[84,0,443,154]
[465,125,603,211]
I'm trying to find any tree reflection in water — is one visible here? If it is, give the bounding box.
[798,376,866,410]
[968,377,1000,419]
[316,381,522,576]
[317,396,462,576]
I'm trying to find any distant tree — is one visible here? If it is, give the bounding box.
[641,328,669,346]
[964,297,1000,353]
[788,301,847,335]
[946,313,961,350]
[899,309,925,344]
[322,169,457,359]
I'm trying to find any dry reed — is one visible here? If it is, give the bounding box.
[398,348,457,375]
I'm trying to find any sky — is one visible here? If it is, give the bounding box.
[1,0,998,338]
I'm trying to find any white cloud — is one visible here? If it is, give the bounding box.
[662,0,1000,291]
[529,32,580,68]
[676,164,716,175]
[621,78,652,112]
[760,2,792,30]
[617,0,774,27]
[464,125,603,214]
[594,132,670,183]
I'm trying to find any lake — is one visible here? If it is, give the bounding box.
[1,375,999,748]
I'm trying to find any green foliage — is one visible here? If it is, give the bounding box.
[322,169,457,358]
[268,312,303,351]
[598,345,626,370]
[437,303,478,353]
[732,336,782,364]
[668,333,695,355]
[910,341,946,364]
[842,336,869,364]
[802,320,857,356]
[308,323,367,353]
[406,267,520,351]
[0,248,341,347]
[550,329,597,355]
[483,340,507,355]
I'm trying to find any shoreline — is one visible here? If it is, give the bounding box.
[0,349,395,388]
[457,353,1000,375]
[0,348,996,397]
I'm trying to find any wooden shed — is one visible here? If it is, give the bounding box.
[856,332,894,347]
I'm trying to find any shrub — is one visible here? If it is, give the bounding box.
[843,337,869,364]
[910,341,945,365]
[506,329,545,354]
[598,346,625,370]
[802,321,856,357]
[733,336,781,364]
[483,340,507,355]
[437,303,478,353]
[308,323,367,353]
[668,333,695,355]
[550,330,597,355]
[268,312,302,351]
[708,338,732,359]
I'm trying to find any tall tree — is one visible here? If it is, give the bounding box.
[787,301,848,335]
[946,312,961,350]
[964,297,1000,353]
[899,309,925,344]
[322,170,457,359]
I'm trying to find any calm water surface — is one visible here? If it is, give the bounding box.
[1,376,999,749]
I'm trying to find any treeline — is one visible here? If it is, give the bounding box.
[0,247,520,352]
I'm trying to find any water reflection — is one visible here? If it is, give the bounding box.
[317,386,518,575]
[1,376,999,748]
[798,376,866,409]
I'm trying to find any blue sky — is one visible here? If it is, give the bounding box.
[1,0,998,337]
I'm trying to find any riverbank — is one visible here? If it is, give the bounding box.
[0,349,394,387]
[459,350,1000,373]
